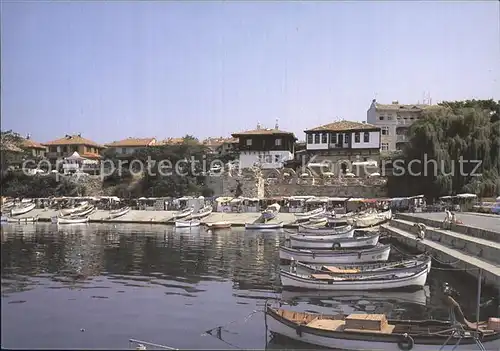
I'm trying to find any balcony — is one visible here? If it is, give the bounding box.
[396,135,408,142]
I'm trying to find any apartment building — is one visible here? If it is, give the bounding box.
[367,99,431,152]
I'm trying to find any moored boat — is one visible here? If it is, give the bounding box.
[280,263,429,290]
[245,221,284,230]
[191,205,213,219]
[175,219,201,228]
[279,244,391,264]
[56,216,90,224]
[289,233,380,249]
[348,209,392,228]
[10,202,36,216]
[307,216,328,226]
[297,224,352,235]
[6,215,39,223]
[205,221,232,229]
[108,206,131,219]
[265,294,500,350]
[69,205,95,217]
[173,207,194,220]
[60,202,89,216]
[294,207,325,222]
[262,203,281,220]
[327,216,350,226]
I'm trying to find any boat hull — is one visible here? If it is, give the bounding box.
[279,244,391,264]
[265,307,500,351]
[295,208,326,222]
[298,224,352,234]
[245,222,284,230]
[57,216,90,224]
[173,209,194,219]
[11,203,36,216]
[280,265,429,291]
[6,216,39,223]
[60,202,89,216]
[289,233,379,249]
[206,221,232,229]
[175,220,201,228]
[109,207,131,219]
[191,207,213,219]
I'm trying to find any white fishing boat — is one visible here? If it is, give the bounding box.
[56,216,90,224]
[307,216,328,226]
[205,221,232,229]
[245,221,284,230]
[279,244,391,264]
[286,228,354,241]
[280,264,429,290]
[265,295,500,350]
[6,215,39,223]
[69,205,95,217]
[21,198,33,203]
[289,233,380,249]
[108,206,131,219]
[173,207,194,220]
[280,288,429,306]
[190,205,213,219]
[10,202,36,216]
[348,209,392,228]
[60,202,89,216]
[297,224,353,235]
[294,207,325,221]
[262,203,281,220]
[175,219,201,228]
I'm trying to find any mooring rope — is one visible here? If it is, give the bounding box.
[202,309,262,337]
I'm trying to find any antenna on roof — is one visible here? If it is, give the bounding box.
[275,118,279,130]
[256,122,261,130]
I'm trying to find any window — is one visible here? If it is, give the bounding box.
[122,148,127,154]
[354,132,360,143]
[274,155,280,163]
[364,132,370,143]
[387,115,393,121]
[379,115,385,121]
[307,134,313,144]
[344,134,350,143]
[265,155,272,163]
[275,138,282,146]
[246,139,252,146]
[314,133,320,144]
[330,133,337,144]
[381,127,389,135]
[321,133,327,143]
[381,143,389,151]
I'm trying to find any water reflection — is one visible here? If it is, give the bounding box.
[1,223,497,349]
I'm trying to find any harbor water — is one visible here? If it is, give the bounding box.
[1,223,497,349]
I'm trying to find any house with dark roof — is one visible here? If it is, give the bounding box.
[304,120,381,175]
[104,137,157,157]
[231,121,297,169]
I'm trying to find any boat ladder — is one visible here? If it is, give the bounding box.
[129,338,178,350]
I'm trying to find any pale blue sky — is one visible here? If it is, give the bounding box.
[1,1,499,144]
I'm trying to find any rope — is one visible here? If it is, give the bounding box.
[202,310,262,336]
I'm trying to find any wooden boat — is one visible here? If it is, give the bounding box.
[296,224,354,235]
[327,216,350,226]
[190,205,213,219]
[348,209,392,228]
[307,216,328,226]
[279,244,391,264]
[294,207,325,222]
[56,216,90,224]
[60,202,89,216]
[245,221,284,230]
[280,287,429,306]
[294,255,432,276]
[10,202,36,216]
[205,221,232,229]
[280,263,429,290]
[69,205,95,217]
[265,296,500,350]
[108,206,131,219]
[175,219,201,228]
[21,198,33,203]
[262,204,281,220]
[6,215,39,223]
[173,207,194,220]
[289,233,380,249]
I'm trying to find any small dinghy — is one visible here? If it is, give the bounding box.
[6,215,39,223]
[289,232,380,249]
[173,207,194,220]
[205,221,232,229]
[262,203,281,220]
[191,205,213,219]
[294,207,325,222]
[265,291,500,350]
[175,219,201,228]
[108,206,131,219]
[280,263,429,290]
[60,202,89,216]
[56,216,90,224]
[279,244,391,264]
[70,205,95,217]
[10,202,36,216]
[245,221,284,230]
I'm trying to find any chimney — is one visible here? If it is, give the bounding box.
[275,118,279,130]
[256,122,261,130]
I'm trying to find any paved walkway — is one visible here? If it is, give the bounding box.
[405,212,500,234]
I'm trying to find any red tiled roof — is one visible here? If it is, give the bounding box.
[81,152,102,159]
[43,134,104,148]
[22,138,46,149]
[105,137,156,147]
[232,128,295,137]
[305,120,380,132]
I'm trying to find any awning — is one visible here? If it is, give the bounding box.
[329,197,348,202]
[306,197,329,203]
[347,198,364,202]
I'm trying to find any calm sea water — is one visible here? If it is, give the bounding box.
[1,223,497,349]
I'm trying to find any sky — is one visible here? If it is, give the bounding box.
[1,1,499,144]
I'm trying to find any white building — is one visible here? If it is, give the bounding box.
[231,122,296,169]
[367,99,431,152]
[62,151,100,174]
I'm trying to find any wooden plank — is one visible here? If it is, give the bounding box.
[311,274,339,280]
[324,266,360,274]
[344,324,396,334]
[307,319,346,332]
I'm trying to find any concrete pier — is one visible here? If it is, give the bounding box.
[6,209,300,228]
[382,212,500,289]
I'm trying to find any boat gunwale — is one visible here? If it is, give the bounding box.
[280,244,391,256]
